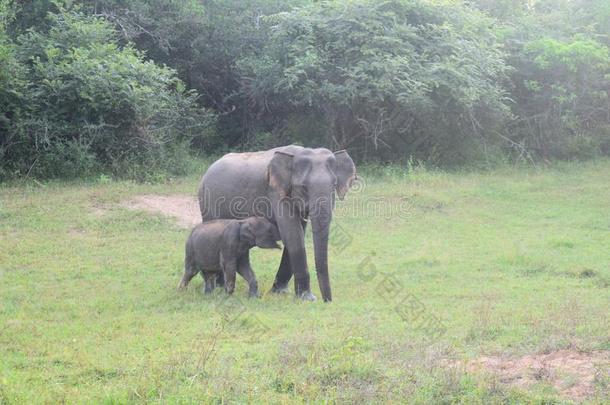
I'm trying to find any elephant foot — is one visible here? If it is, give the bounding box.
[270,285,291,294]
[248,290,261,298]
[299,291,317,302]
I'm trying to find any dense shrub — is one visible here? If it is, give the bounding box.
[76,0,307,152]
[2,0,610,179]
[505,34,610,160]
[474,0,610,161]
[0,11,26,179]
[0,8,215,180]
[237,0,510,163]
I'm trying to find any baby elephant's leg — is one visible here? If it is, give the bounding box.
[202,272,218,294]
[237,253,259,298]
[222,258,238,295]
[178,256,199,290]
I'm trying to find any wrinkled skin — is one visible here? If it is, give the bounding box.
[198,145,356,302]
[178,217,281,297]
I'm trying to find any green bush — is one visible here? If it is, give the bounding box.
[0,1,27,179]
[506,35,610,160]
[473,0,610,161]
[3,0,610,176]
[0,8,215,180]
[237,0,510,164]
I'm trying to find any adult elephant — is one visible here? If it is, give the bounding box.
[198,146,356,302]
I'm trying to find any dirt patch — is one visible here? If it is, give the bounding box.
[465,350,609,401]
[90,206,107,217]
[68,227,87,237]
[122,194,200,228]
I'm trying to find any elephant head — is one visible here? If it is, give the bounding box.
[241,217,282,250]
[267,148,356,301]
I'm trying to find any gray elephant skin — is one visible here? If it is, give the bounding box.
[198,145,356,302]
[178,217,281,296]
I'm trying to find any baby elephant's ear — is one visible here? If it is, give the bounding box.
[239,221,255,245]
[267,151,294,198]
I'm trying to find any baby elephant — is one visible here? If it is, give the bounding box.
[178,217,281,297]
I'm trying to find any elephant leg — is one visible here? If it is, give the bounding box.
[237,253,259,298]
[216,271,225,287]
[223,260,237,295]
[274,217,314,300]
[271,220,306,294]
[177,259,198,290]
[202,272,218,294]
[271,248,292,293]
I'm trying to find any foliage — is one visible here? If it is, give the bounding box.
[3,0,610,180]
[472,0,610,160]
[0,1,27,179]
[78,0,306,151]
[517,36,610,158]
[237,0,510,163]
[0,5,215,180]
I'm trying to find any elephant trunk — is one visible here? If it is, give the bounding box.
[310,196,332,302]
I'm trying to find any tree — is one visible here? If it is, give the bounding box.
[238,0,510,163]
[472,0,610,159]
[1,7,215,179]
[78,0,307,151]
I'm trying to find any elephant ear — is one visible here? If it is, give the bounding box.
[267,151,294,198]
[334,150,356,200]
[239,220,255,245]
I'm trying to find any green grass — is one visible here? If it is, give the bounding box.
[1,160,609,404]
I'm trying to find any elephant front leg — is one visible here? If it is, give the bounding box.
[237,253,259,298]
[222,259,238,295]
[271,248,292,294]
[271,220,306,295]
[275,216,315,301]
[289,248,315,301]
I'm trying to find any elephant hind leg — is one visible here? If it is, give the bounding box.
[178,259,199,291]
[216,272,225,287]
[202,272,218,294]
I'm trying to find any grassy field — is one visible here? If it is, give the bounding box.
[1,160,609,404]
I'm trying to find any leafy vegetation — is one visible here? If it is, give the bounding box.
[237,0,510,163]
[488,0,610,161]
[0,3,214,180]
[1,0,610,175]
[1,160,609,402]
